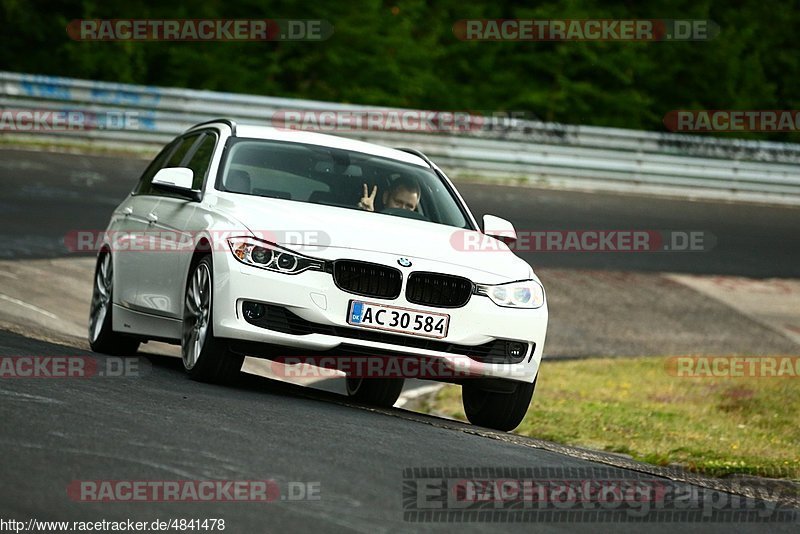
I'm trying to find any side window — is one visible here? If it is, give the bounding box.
[184,134,217,190]
[135,132,216,197]
[166,134,202,168]
[134,141,177,195]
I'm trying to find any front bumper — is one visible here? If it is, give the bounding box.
[212,250,548,383]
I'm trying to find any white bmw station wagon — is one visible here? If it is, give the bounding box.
[89,119,548,431]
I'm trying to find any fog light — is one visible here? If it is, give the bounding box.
[506,342,526,361]
[243,302,265,321]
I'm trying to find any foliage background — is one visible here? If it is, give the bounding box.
[2,0,797,140]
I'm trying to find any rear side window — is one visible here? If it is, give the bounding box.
[166,134,201,168]
[134,131,218,197]
[185,134,217,190]
[134,141,177,195]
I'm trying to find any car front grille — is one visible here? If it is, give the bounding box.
[405,272,473,308]
[241,302,530,363]
[332,260,402,299]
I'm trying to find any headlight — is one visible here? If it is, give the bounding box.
[475,280,545,309]
[227,237,325,275]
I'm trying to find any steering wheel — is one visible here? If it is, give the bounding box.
[381,207,429,221]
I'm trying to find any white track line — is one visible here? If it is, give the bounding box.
[396,383,444,408]
[0,294,59,320]
[0,389,63,404]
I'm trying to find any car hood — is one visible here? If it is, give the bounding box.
[212,194,532,280]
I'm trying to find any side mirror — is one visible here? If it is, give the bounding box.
[483,214,517,245]
[152,168,200,201]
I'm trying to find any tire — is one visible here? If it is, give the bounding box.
[182,256,244,384]
[462,377,537,432]
[88,251,140,355]
[345,377,405,408]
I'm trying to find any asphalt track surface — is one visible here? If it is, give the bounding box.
[1,148,799,531]
[1,148,799,278]
[0,331,797,532]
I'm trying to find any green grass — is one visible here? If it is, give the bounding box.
[425,356,800,479]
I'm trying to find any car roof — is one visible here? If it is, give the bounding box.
[189,121,430,168]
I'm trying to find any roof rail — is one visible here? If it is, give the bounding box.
[190,118,237,136]
[396,147,433,168]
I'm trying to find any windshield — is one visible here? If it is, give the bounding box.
[216,138,472,229]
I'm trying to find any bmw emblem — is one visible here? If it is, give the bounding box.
[397,257,412,267]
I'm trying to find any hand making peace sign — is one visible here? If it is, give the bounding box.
[358,183,377,211]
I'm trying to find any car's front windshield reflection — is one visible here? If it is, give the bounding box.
[217,138,471,229]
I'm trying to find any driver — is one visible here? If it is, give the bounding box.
[358,176,420,212]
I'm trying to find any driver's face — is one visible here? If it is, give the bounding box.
[383,187,419,211]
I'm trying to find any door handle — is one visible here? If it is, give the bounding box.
[146,213,158,224]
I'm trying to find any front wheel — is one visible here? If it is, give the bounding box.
[182,256,243,384]
[462,378,536,431]
[345,377,405,408]
[88,251,140,355]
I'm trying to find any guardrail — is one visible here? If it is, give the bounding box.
[2,71,800,205]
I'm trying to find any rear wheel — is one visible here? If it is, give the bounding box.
[182,256,243,384]
[88,251,140,355]
[345,377,405,408]
[462,378,536,431]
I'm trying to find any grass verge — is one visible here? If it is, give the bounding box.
[423,356,800,479]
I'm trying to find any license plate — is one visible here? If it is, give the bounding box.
[347,300,449,339]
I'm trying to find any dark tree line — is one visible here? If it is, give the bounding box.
[2,0,798,141]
